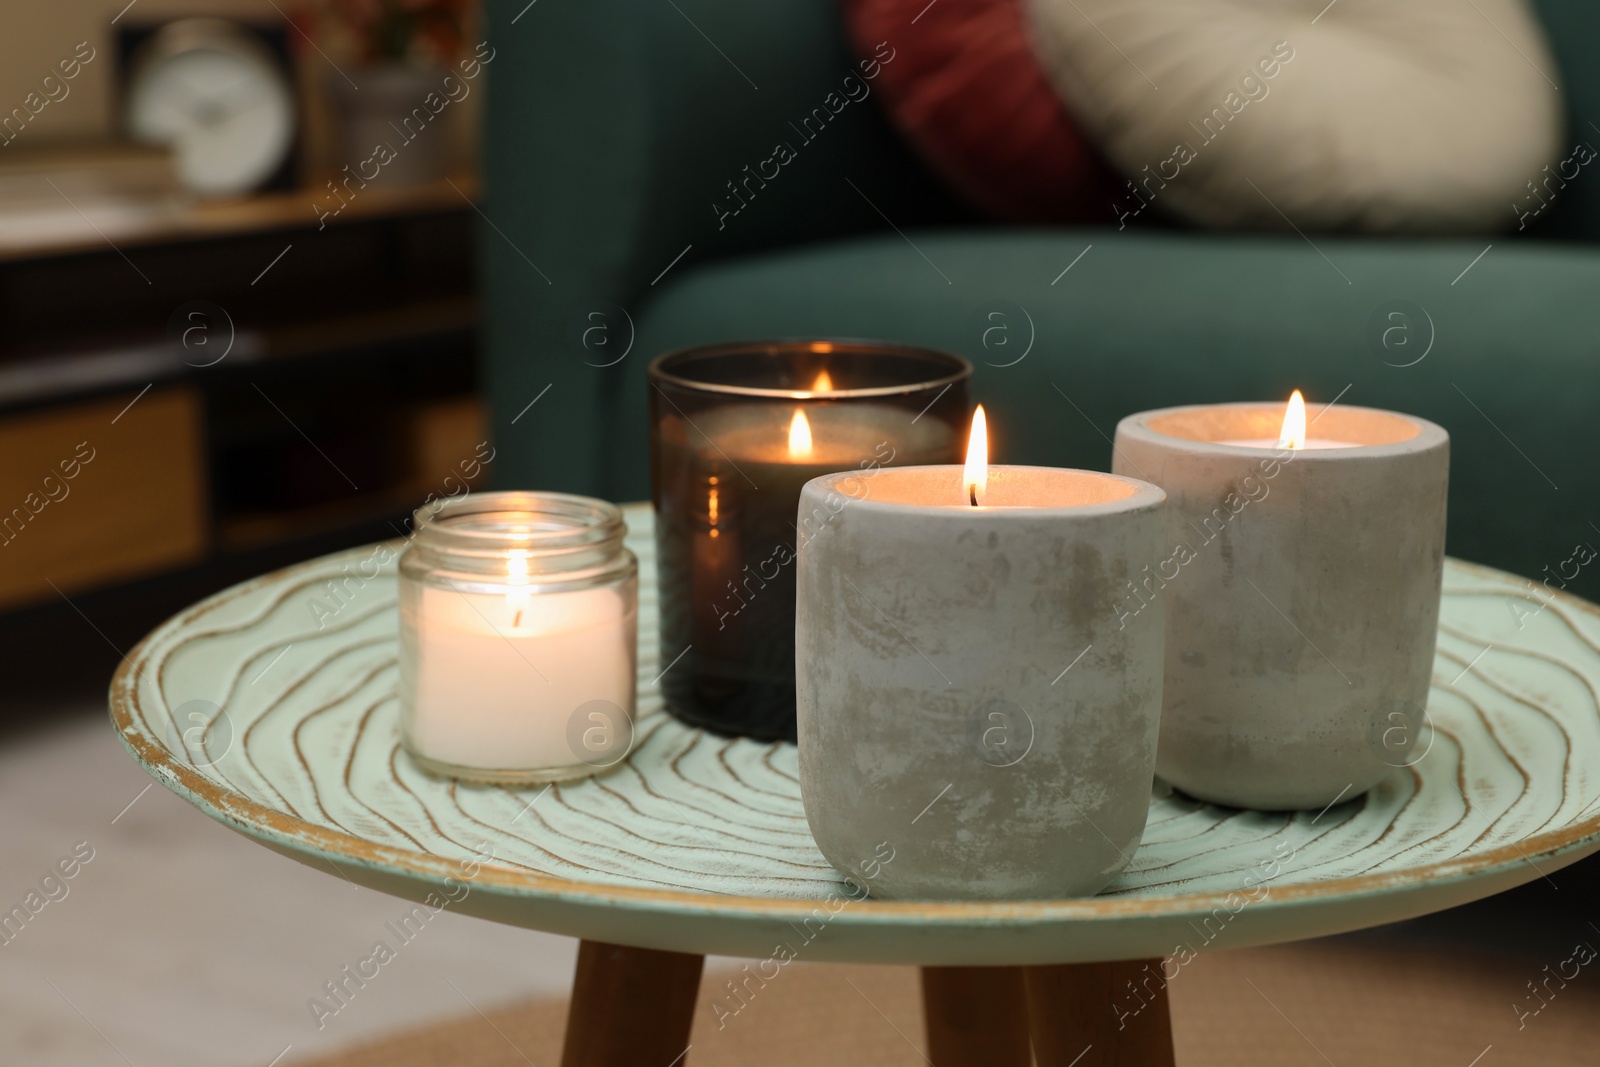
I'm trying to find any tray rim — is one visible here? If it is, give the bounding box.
[109,542,1600,937]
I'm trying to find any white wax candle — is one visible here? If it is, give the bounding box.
[1214,438,1358,450]
[402,582,636,774]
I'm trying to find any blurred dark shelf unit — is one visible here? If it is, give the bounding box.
[0,178,485,637]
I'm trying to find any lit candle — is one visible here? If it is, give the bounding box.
[1214,390,1359,450]
[1113,398,1449,809]
[796,408,1168,899]
[964,404,987,505]
[398,492,638,783]
[650,343,970,741]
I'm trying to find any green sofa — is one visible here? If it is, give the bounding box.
[481,0,1600,601]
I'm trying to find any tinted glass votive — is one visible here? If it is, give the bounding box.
[648,341,971,741]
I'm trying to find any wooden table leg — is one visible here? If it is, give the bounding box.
[560,939,705,1067]
[1024,958,1175,1067]
[920,965,1032,1066]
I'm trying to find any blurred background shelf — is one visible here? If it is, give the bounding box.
[0,173,484,685]
[0,168,480,261]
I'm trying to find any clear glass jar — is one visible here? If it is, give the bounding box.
[398,491,638,784]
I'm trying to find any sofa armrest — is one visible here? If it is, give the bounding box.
[481,0,961,495]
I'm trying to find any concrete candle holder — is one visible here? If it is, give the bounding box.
[1113,402,1449,810]
[795,465,1167,900]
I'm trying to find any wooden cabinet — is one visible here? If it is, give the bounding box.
[0,388,206,609]
[0,178,479,618]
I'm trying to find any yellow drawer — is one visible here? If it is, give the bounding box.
[0,387,207,610]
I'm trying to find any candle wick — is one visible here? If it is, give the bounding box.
[512,610,523,628]
[969,484,978,507]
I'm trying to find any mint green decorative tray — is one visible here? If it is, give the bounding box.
[111,505,1600,965]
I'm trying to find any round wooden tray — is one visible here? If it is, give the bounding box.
[111,505,1600,965]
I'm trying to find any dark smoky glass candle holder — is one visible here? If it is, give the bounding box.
[648,340,971,742]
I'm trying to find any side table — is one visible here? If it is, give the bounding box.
[111,505,1600,1065]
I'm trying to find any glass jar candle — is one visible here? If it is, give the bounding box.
[398,491,638,783]
[649,340,971,742]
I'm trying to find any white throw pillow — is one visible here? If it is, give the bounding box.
[1023,0,1564,232]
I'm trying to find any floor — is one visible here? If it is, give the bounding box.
[297,946,1600,1067]
[0,703,588,1067]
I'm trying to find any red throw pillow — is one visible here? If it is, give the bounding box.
[843,0,1115,224]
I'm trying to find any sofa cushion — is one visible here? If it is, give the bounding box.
[841,0,1116,223]
[1529,0,1600,239]
[622,230,1600,603]
[1022,0,1564,232]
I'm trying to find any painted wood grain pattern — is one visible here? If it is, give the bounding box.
[111,504,1600,959]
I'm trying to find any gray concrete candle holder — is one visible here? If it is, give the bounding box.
[1113,403,1449,810]
[795,465,1167,900]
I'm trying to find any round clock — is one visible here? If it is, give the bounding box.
[125,19,296,197]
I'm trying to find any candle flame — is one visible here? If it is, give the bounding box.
[963,405,988,506]
[812,370,834,393]
[1278,390,1307,450]
[508,549,530,583]
[788,409,814,458]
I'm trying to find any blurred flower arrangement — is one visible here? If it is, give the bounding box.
[293,0,480,187]
[317,0,472,64]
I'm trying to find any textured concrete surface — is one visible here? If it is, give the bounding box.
[1114,404,1449,809]
[796,466,1168,900]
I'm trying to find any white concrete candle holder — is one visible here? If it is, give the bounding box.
[795,465,1167,900]
[1113,403,1449,810]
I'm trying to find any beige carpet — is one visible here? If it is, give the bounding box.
[294,938,1598,1065]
